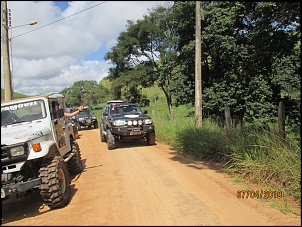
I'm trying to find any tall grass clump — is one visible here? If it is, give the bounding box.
[224,127,301,211]
[173,119,230,162]
[149,105,196,145]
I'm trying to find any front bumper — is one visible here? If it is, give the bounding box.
[110,125,154,136]
[1,178,42,199]
[78,119,97,126]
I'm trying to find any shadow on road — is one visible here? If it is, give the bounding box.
[105,139,157,150]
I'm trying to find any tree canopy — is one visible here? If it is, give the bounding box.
[61,1,300,127]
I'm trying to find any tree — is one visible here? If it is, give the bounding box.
[104,3,183,120]
[174,1,300,125]
[103,1,300,127]
[61,80,108,107]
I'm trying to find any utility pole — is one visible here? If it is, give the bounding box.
[1,1,13,101]
[195,1,202,128]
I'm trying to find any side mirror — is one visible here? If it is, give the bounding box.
[58,108,64,118]
[102,112,108,116]
[144,110,148,114]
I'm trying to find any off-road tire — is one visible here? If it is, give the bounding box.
[100,128,106,142]
[147,131,156,145]
[67,140,83,174]
[106,129,116,150]
[94,121,98,129]
[39,156,71,209]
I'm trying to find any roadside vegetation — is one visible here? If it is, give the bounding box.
[143,100,301,215]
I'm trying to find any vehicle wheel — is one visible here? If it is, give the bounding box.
[100,128,106,142]
[39,156,71,209]
[67,139,83,174]
[94,121,98,129]
[147,131,156,145]
[106,129,116,150]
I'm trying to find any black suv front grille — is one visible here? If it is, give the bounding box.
[1,145,9,161]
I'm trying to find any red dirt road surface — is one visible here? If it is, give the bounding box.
[2,128,301,226]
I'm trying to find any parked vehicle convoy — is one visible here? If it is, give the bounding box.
[1,93,83,209]
[75,108,98,130]
[100,100,156,150]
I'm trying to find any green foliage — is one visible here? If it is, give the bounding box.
[145,103,195,144]
[172,1,301,127]
[60,80,110,108]
[173,119,230,162]
[104,3,191,118]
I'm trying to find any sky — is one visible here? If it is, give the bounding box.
[1,1,172,96]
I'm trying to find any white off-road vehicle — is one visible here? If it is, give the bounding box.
[1,93,83,209]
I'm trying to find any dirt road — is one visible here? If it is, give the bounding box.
[2,128,301,226]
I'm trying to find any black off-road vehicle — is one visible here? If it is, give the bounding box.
[75,108,98,130]
[100,100,156,150]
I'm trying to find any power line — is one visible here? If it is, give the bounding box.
[11,1,108,40]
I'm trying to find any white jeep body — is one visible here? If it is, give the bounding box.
[1,93,82,209]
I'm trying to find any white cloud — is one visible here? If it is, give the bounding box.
[1,1,170,96]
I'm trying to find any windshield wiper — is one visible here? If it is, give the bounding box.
[12,120,30,124]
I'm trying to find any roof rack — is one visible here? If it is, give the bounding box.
[107,100,126,104]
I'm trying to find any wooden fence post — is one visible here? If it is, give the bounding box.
[224,105,231,134]
[278,101,286,139]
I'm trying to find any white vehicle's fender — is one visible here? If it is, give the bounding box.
[28,141,57,160]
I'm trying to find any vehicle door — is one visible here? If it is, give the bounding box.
[50,100,72,155]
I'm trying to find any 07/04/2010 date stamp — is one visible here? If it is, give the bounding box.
[237,190,283,199]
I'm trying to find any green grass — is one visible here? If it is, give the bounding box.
[224,127,300,213]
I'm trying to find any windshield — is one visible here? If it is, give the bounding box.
[77,109,93,117]
[1,100,47,126]
[110,104,142,115]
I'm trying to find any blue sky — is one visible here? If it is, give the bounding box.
[54,1,70,11]
[1,1,170,95]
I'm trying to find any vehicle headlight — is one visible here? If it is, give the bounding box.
[127,121,132,126]
[112,120,125,126]
[92,116,97,119]
[132,120,138,126]
[144,119,152,125]
[79,118,84,121]
[138,120,143,125]
[10,146,25,157]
